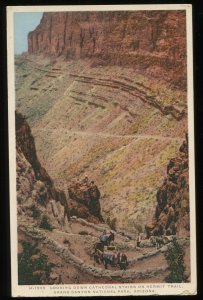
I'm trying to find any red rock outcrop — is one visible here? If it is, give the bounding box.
[68,179,104,224]
[145,133,189,237]
[28,11,186,89]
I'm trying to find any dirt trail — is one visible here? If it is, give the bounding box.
[19,221,168,283]
[20,216,163,265]
[33,128,183,142]
[18,213,190,284]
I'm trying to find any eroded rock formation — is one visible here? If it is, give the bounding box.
[68,179,104,224]
[16,111,66,203]
[28,10,186,89]
[145,133,189,237]
[16,111,103,226]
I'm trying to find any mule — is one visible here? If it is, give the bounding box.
[94,249,119,269]
[94,250,128,270]
[155,236,165,249]
[92,231,115,263]
[92,235,114,260]
[150,235,176,249]
[150,236,164,249]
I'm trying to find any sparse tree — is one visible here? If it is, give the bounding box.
[18,241,53,285]
[165,239,186,283]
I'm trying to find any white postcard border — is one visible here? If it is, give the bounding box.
[7,4,196,297]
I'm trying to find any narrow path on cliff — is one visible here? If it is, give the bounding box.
[34,128,183,142]
[18,222,169,282]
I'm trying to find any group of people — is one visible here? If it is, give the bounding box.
[96,229,156,269]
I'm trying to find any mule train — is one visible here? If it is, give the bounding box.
[92,232,128,270]
[149,235,177,249]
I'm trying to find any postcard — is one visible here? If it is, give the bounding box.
[7,4,196,297]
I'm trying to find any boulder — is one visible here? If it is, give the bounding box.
[68,180,104,224]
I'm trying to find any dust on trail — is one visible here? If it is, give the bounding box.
[33,128,183,142]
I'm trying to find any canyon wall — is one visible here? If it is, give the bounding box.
[28,11,186,89]
[146,134,189,237]
[16,111,103,225]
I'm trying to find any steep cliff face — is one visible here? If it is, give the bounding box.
[16,111,103,225]
[16,111,65,204]
[28,11,186,89]
[145,134,189,237]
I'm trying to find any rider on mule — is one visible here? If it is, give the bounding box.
[99,230,109,246]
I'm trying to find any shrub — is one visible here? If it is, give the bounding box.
[165,239,187,283]
[106,216,117,231]
[30,204,40,218]
[133,222,143,234]
[18,240,52,285]
[39,215,53,231]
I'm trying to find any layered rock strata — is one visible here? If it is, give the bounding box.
[28,11,186,89]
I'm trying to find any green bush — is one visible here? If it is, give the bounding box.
[18,241,53,285]
[39,215,53,231]
[165,239,186,283]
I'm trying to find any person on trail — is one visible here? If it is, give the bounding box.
[99,230,109,246]
[119,253,128,270]
[136,233,141,248]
